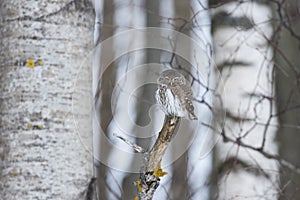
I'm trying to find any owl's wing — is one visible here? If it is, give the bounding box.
[182,84,198,120]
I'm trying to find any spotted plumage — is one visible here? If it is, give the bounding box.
[155,69,198,120]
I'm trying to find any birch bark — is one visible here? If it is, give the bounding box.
[0,1,94,199]
[210,1,279,199]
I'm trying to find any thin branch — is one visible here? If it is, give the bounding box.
[202,122,300,174]
[114,133,145,153]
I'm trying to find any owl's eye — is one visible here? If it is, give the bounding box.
[172,77,183,85]
[165,77,171,83]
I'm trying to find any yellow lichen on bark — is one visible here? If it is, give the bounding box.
[25,58,35,68]
[153,167,168,178]
[134,196,139,200]
[136,179,142,192]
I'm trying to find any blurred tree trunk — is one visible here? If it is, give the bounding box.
[210,0,279,199]
[134,0,159,169]
[0,0,94,199]
[187,0,213,199]
[273,0,300,199]
[94,1,147,199]
[121,0,160,199]
[93,0,116,199]
[168,1,191,199]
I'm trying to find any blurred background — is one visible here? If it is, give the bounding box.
[93,0,300,199]
[1,0,300,199]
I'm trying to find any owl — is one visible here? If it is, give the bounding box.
[155,69,198,120]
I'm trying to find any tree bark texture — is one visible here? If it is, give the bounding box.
[0,1,94,199]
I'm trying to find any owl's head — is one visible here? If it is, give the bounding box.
[157,69,186,86]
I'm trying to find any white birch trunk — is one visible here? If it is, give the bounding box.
[0,1,94,199]
[210,1,279,199]
[187,0,213,199]
[93,0,147,199]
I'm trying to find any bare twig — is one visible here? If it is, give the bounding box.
[113,133,145,153]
